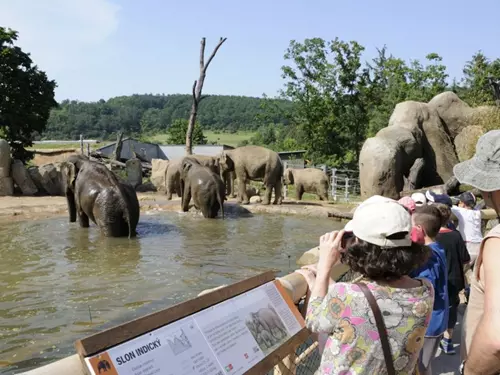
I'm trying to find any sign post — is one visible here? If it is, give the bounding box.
[75,271,307,375]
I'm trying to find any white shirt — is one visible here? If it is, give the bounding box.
[451,206,483,243]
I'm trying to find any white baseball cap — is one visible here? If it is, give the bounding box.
[411,192,427,206]
[344,195,395,232]
[345,200,412,248]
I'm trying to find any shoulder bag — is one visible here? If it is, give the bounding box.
[356,282,396,375]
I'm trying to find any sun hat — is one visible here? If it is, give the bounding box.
[454,130,500,192]
[458,191,477,207]
[347,200,412,248]
[425,190,453,207]
[344,195,395,232]
[411,192,427,206]
[398,196,416,213]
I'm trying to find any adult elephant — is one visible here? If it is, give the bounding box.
[180,158,225,218]
[164,155,220,200]
[222,170,236,198]
[61,155,140,238]
[284,168,329,201]
[218,145,283,205]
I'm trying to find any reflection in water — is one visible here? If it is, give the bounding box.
[0,212,341,373]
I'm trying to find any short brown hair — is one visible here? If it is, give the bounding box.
[434,203,451,227]
[413,205,442,238]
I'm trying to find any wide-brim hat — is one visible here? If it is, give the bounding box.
[344,195,395,232]
[454,130,500,192]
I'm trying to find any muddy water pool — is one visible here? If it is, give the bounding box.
[0,211,342,373]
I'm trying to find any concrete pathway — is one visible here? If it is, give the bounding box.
[433,304,466,375]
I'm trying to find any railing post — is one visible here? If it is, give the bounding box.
[345,177,350,202]
[331,168,337,202]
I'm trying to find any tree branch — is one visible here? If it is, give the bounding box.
[199,38,206,72]
[191,80,197,102]
[203,37,227,73]
[198,95,209,103]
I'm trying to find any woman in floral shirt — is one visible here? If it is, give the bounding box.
[297,197,434,375]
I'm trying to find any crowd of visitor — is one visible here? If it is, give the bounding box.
[295,130,500,374]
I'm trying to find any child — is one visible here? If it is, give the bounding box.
[410,204,449,375]
[434,203,470,355]
[451,192,483,266]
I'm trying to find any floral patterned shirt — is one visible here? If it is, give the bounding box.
[306,279,434,375]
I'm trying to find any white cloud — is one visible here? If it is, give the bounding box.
[0,0,120,78]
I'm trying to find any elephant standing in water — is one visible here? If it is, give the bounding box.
[61,155,140,238]
[283,168,329,201]
[165,155,220,200]
[217,145,283,205]
[180,158,225,218]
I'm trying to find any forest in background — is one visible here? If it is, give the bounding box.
[39,38,500,168]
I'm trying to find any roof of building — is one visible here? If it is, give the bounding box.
[159,144,233,160]
[277,150,307,155]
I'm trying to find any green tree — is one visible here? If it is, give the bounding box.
[0,27,57,161]
[462,51,500,106]
[167,118,207,145]
[280,37,369,167]
[365,48,448,135]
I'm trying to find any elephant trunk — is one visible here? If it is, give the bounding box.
[66,189,77,222]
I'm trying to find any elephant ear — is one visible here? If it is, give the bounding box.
[286,169,294,184]
[63,162,77,187]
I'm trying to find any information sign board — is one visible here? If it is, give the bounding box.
[77,272,306,375]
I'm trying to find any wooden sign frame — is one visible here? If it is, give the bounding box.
[75,270,310,375]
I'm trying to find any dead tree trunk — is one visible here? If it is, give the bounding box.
[113,132,124,161]
[186,37,227,155]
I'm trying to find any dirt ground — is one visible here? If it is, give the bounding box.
[0,193,356,224]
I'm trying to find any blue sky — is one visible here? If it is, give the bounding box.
[2,0,499,102]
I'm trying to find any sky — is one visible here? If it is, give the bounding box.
[1,0,500,102]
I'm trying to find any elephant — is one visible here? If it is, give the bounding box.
[283,168,329,201]
[179,158,225,218]
[165,155,220,200]
[217,145,283,205]
[250,305,287,341]
[222,169,236,198]
[61,154,140,238]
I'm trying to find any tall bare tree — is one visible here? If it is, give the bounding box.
[185,37,227,155]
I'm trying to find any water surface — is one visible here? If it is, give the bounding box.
[0,211,341,373]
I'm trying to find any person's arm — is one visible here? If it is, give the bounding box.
[458,235,471,264]
[464,237,500,375]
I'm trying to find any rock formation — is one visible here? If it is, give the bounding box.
[11,159,38,195]
[150,159,169,192]
[359,92,496,199]
[0,139,13,196]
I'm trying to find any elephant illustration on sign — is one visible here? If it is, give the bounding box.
[283,168,329,201]
[217,145,283,205]
[179,158,225,219]
[61,155,140,238]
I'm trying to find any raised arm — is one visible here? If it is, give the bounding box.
[464,237,500,374]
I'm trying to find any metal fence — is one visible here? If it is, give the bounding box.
[330,168,360,203]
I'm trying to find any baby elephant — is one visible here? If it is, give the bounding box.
[283,168,329,201]
[180,158,225,218]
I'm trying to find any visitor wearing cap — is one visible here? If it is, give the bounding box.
[450,191,483,267]
[296,198,433,374]
[453,130,500,375]
[426,190,457,230]
[412,192,427,206]
[399,196,417,213]
[410,204,449,375]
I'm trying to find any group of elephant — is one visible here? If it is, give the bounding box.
[163,145,330,214]
[60,145,331,238]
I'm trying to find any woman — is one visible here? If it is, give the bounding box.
[297,198,434,374]
[453,130,500,374]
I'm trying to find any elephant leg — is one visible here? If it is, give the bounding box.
[238,178,249,205]
[273,182,282,205]
[181,187,191,212]
[166,180,173,200]
[263,184,273,205]
[295,184,304,201]
[77,207,90,228]
[230,173,236,198]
